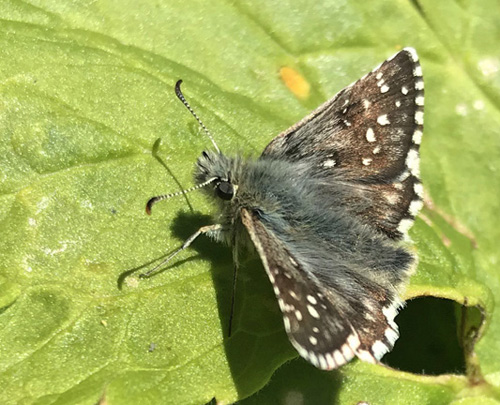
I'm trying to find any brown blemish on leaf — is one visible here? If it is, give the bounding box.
[442,234,451,248]
[97,393,107,405]
[419,212,433,227]
[280,66,311,100]
[424,195,478,248]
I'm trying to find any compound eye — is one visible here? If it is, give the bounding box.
[216,181,234,201]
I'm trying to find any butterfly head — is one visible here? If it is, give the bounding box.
[195,150,239,202]
[145,81,242,215]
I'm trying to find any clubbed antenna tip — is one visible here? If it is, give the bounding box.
[145,197,157,215]
[175,79,221,153]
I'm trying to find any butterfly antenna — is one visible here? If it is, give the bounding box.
[146,177,218,215]
[175,80,220,153]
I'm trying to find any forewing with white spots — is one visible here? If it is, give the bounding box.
[262,48,424,239]
[241,208,403,370]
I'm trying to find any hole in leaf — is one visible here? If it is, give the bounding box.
[383,296,480,375]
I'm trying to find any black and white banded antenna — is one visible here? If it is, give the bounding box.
[146,177,218,215]
[175,79,220,153]
[145,80,222,215]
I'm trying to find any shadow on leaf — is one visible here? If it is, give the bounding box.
[384,296,472,375]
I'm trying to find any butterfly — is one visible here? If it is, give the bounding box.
[144,47,424,370]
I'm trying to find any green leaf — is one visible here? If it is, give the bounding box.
[1,0,500,404]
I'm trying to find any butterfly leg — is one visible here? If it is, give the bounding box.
[227,237,241,337]
[140,224,222,277]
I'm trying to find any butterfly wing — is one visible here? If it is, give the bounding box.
[262,48,424,239]
[240,208,409,370]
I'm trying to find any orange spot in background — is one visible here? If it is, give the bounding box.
[280,66,311,100]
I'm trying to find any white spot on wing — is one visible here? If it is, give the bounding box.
[325,353,335,369]
[376,71,383,80]
[295,310,303,321]
[415,80,424,91]
[362,158,373,166]
[347,334,360,350]
[341,343,355,361]
[360,303,374,323]
[398,218,414,235]
[318,355,327,369]
[377,114,390,125]
[382,306,398,330]
[323,159,336,168]
[397,170,410,182]
[366,127,376,142]
[395,100,401,108]
[309,336,318,345]
[372,340,389,359]
[307,295,317,305]
[409,199,423,216]
[406,149,420,176]
[283,316,291,331]
[294,341,309,359]
[377,78,385,87]
[373,146,381,154]
[414,183,424,197]
[333,350,345,365]
[356,349,376,363]
[401,86,409,95]
[385,328,399,346]
[308,351,320,368]
[415,111,424,125]
[416,96,424,106]
[365,312,375,321]
[404,47,419,63]
[363,99,371,110]
[382,302,402,322]
[412,129,423,145]
[413,66,423,77]
[307,305,320,319]
[380,84,390,93]
[386,193,399,205]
